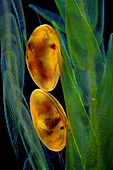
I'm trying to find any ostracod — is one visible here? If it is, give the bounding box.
[26,24,61,91]
[30,89,67,151]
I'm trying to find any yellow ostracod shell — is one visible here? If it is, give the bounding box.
[30,89,67,151]
[26,24,61,91]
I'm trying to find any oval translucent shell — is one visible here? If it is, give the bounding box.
[26,24,61,91]
[30,89,67,151]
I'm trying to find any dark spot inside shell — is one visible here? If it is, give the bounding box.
[46,130,53,135]
[45,117,61,129]
[42,101,51,113]
[28,62,33,72]
[28,42,32,49]
[50,43,56,50]
[37,60,49,81]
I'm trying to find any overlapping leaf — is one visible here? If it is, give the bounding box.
[54,0,65,21]
[91,34,113,169]
[1,0,24,157]
[53,24,101,169]
[65,0,104,106]
[76,0,104,46]
[0,0,50,169]
[29,3,65,32]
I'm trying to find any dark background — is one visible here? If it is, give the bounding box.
[0,0,113,169]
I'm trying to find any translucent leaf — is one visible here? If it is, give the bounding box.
[59,46,87,169]
[0,0,50,169]
[52,21,79,92]
[107,135,113,169]
[12,0,27,44]
[54,0,65,21]
[92,34,113,169]
[0,0,25,157]
[3,70,20,158]
[92,0,104,46]
[0,15,24,89]
[65,0,104,105]
[29,4,65,33]
[54,0,104,48]
[66,127,85,170]
[53,24,100,169]
[23,157,31,170]
[76,0,104,46]
[76,0,98,28]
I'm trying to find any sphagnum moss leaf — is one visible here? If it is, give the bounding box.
[65,0,104,106]
[92,34,113,169]
[1,0,113,169]
[1,0,50,169]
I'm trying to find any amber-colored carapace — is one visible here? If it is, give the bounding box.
[26,24,61,91]
[30,89,67,151]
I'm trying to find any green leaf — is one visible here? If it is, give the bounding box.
[76,0,98,29]
[54,0,65,21]
[66,127,85,170]
[1,1,50,169]
[76,0,104,46]
[29,4,65,32]
[12,0,27,44]
[53,24,100,169]
[65,0,104,105]
[92,34,113,169]
[1,12,25,89]
[93,0,104,46]
[59,49,88,169]
[1,0,25,157]
[3,70,20,158]
[107,135,113,169]
[52,21,79,92]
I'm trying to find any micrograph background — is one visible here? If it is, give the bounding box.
[0,0,113,169]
